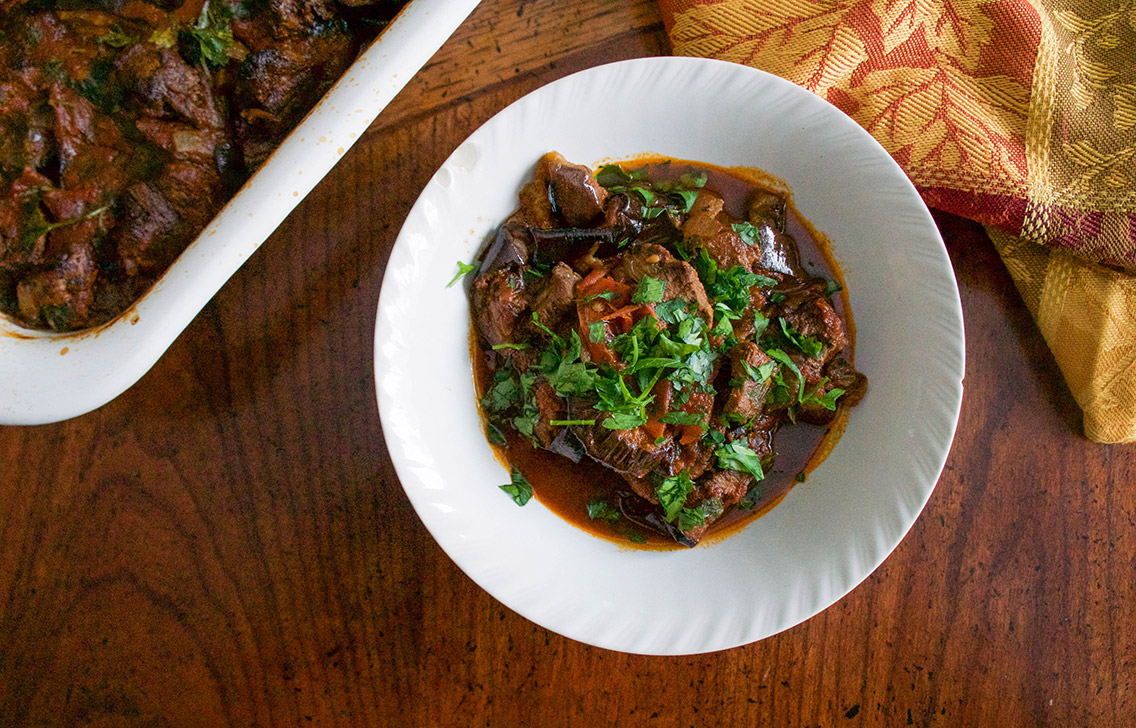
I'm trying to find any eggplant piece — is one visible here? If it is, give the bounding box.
[616,492,697,548]
[479,222,530,274]
[546,426,585,463]
[529,227,615,267]
[748,190,787,232]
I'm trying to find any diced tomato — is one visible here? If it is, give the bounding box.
[642,418,666,441]
[679,425,703,445]
[577,274,632,302]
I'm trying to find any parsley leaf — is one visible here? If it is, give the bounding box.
[802,380,845,410]
[658,411,705,426]
[586,499,621,522]
[655,470,695,523]
[595,163,645,187]
[630,186,657,206]
[764,348,805,403]
[99,25,137,48]
[715,441,765,481]
[753,311,771,340]
[185,0,237,68]
[731,222,762,246]
[499,467,533,506]
[447,260,477,287]
[778,318,824,359]
[601,411,647,430]
[677,506,705,532]
[631,276,665,304]
[654,298,689,324]
[588,320,607,343]
[743,360,777,382]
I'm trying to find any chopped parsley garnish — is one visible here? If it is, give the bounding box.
[185,0,238,68]
[654,298,689,323]
[825,279,843,296]
[743,360,777,383]
[447,260,477,287]
[715,441,766,481]
[778,318,824,359]
[753,310,771,339]
[20,205,108,253]
[595,163,646,187]
[655,470,694,523]
[677,506,706,532]
[588,321,607,343]
[98,25,137,48]
[586,499,621,522]
[631,276,665,304]
[764,347,805,403]
[499,467,533,506]
[731,222,762,246]
[491,342,530,351]
[658,411,705,426]
[550,419,596,426]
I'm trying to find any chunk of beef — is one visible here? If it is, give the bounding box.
[135,118,224,164]
[611,243,713,323]
[748,189,786,232]
[777,282,848,378]
[798,357,867,425]
[530,380,566,448]
[16,243,97,330]
[530,262,580,332]
[471,267,530,348]
[568,400,673,479]
[0,168,54,267]
[116,44,222,130]
[683,190,762,272]
[233,30,353,168]
[114,182,182,276]
[49,84,134,194]
[722,342,774,422]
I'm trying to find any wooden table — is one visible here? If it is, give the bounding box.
[1,2,1132,725]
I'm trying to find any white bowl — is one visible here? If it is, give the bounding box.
[0,0,482,425]
[375,57,965,655]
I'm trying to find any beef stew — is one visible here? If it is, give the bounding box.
[0,0,407,331]
[468,153,867,548]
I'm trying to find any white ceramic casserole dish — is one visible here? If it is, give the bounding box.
[0,0,481,425]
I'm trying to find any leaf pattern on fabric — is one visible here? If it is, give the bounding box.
[659,0,1136,441]
[849,64,1028,184]
[873,0,996,67]
[669,0,869,96]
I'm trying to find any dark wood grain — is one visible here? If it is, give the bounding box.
[1,1,1133,726]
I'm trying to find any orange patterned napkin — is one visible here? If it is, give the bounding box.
[658,0,1136,443]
